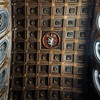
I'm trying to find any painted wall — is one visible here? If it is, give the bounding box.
[0,0,11,100]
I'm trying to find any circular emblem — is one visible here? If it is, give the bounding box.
[43,32,60,49]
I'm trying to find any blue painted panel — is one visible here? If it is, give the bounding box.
[0,9,8,34]
[0,66,6,92]
[0,39,8,64]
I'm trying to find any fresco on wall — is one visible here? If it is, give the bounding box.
[0,0,11,100]
[0,39,8,64]
[0,9,8,34]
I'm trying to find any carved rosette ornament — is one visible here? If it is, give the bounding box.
[0,0,12,100]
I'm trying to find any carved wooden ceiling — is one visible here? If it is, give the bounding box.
[9,0,95,100]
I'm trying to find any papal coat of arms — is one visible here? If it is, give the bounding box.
[43,32,60,49]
